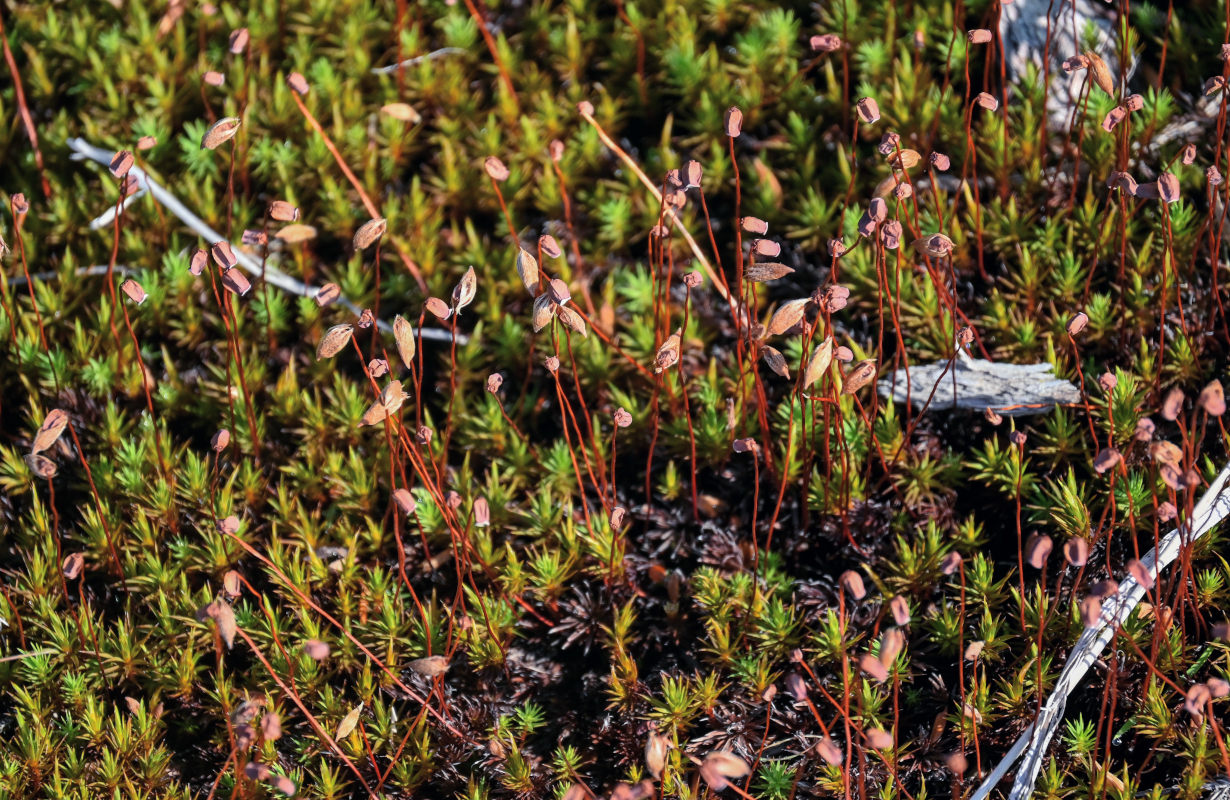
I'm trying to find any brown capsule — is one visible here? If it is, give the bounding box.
[1209,166,1224,186]
[946,752,969,775]
[360,380,407,427]
[889,149,922,170]
[353,217,387,250]
[1009,430,1027,446]
[268,201,298,222]
[741,216,769,235]
[316,324,355,360]
[453,266,477,311]
[744,262,794,282]
[930,152,951,171]
[877,132,901,156]
[484,156,510,182]
[1065,311,1088,336]
[1158,173,1181,204]
[879,629,904,665]
[228,27,249,54]
[538,234,562,259]
[1063,537,1089,567]
[654,331,682,374]
[1200,380,1225,416]
[1206,76,1227,96]
[1124,93,1144,112]
[968,29,993,44]
[1135,417,1155,441]
[855,96,880,124]
[203,70,225,87]
[392,488,417,516]
[368,358,389,377]
[276,223,317,243]
[425,297,451,321]
[548,278,571,306]
[880,219,903,250]
[1182,144,1198,165]
[683,160,703,189]
[1185,683,1212,716]
[210,428,230,453]
[408,655,450,677]
[761,346,790,379]
[286,72,309,95]
[260,712,281,742]
[810,34,842,52]
[548,139,565,162]
[221,269,251,296]
[223,569,242,597]
[119,279,146,305]
[62,552,85,580]
[381,102,421,123]
[827,238,848,257]
[817,737,844,766]
[1062,54,1090,73]
[544,356,561,373]
[865,728,894,750]
[1085,52,1115,95]
[753,238,781,258]
[941,551,963,576]
[1098,372,1117,393]
[210,241,237,270]
[201,117,241,150]
[1080,595,1103,628]
[109,150,135,178]
[314,283,341,308]
[683,270,702,288]
[839,569,866,600]
[610,506,627,529]
[531,294,555,332]
[486,374,504,394]
[25,453,57,478]
[913,233,954,257]
[984,408,1003,425]
[699,751,750,792]
[303,639,330,660]
[613,408,633,428]
[137,135,157,151]
[1091,579,1119,598]
[1025,534,1053,568]
[859,652,888,683]
[1127,558,1154,590]
[841,359,877,395]
[724,106,743,137]
[889,595,911,626]
[1101,106,1127,133]
[576,99,595,116]
[241,229,267,246]
[835,345,854,362]
[1158,501,1177,521]
[1160,387,1185,421]
[1210,678,1230,699]
[1093,447,1121,475]
[974,92,999,111]
[557,305,588,337]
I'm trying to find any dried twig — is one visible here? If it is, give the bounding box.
[371,46,466,75]
[973,460,1230,800]
[67,137,459,343]
[577,106,734,308]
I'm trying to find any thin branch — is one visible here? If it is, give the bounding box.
[371,46,465,75]
[67,137,459,344]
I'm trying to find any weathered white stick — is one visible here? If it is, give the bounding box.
[972,460,1230,800]
[66,137,460,343]
[371,47,466,75]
